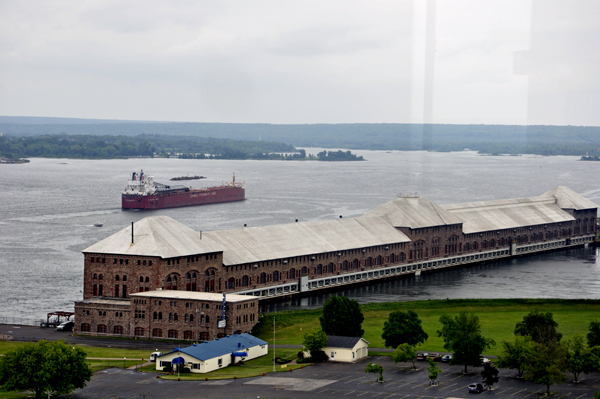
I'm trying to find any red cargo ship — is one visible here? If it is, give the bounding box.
[122,170,245,210]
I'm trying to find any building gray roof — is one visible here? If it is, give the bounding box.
[360,196,463,229]
[441,186,597,234]
[161,333,268,361]
[204,216,410,266]
[325,335,370,349]
[83,216,224,258]
[130,290,257,303]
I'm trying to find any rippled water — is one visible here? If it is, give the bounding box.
[1,151,600,319]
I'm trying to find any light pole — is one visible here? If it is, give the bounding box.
[124,357,126,368]
[196,306,199,344]
[273,317,275,372]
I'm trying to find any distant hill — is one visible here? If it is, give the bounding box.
[1,116,599,155]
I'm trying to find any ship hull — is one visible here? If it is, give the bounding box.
[122,186,245,210]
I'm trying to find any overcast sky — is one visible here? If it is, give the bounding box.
[0,1,598,126]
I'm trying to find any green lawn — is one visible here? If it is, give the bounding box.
[253,299,600,357]
[0,392,30,399]
[0,341,153,359]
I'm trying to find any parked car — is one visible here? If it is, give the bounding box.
[441,354,453,362]
[150,352,163,362]
[428,352,442,361]
[468,383,485,393]
[56,321,74,331]
[481,357,491,364]
[416,352,428,361]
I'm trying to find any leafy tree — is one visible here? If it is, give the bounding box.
[319,296,364,337]
[496,335,535,378]
[392,343,418,370]
[0,340,92,399]
[303,329,328,353]
[524,339,567,395]
[481,362,499,389]
[382,310,428,348]
[427,358,443,383]
[565,334,600,382]
[587,320,600,347]
[514,311,562,344]
[437,312,495,373]
[366,363,385,382]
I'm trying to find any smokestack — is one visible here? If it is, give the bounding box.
[131,222,134,244]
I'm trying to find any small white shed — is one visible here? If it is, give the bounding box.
[156,333,268,373]
[323,336,369,362]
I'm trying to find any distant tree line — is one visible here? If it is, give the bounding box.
[3,118,600,156]
[0,134,296,160]
[0,134,366,161]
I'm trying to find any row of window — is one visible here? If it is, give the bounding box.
[80,324,246,341]
[90,257,153,266]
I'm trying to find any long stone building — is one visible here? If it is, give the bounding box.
[74,186,597,340]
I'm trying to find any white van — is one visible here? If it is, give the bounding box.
[150,352,163,362]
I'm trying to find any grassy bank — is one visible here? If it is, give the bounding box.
[253,299,600,356]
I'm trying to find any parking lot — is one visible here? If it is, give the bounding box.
[65,355,600,399]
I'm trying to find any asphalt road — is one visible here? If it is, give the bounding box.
[62,356,600,399]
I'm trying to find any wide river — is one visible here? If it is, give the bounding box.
[2,150,600,320]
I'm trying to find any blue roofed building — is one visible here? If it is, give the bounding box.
[156,333,268,373]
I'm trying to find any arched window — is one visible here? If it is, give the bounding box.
[145,276,149,283]
[185,314,188,322]
[289,268,296,279]
[273,271,279,282]
[158,312,162,320]
[366,258,372,267]
[174,313,178,321]
[200,332,209,341]
[134,327,144,336]
[169,313,173,322]
[114,326,123,335]
[165,273,179,290]
[186,270,198,291]
[184,331,193,340]
[115,275,120,281]
[301,266,308,275]
[413,240,426,259]
[153,312,157,320]
[123,275,127,282]
[97,324,107,333]
[228,277,235,289]
[352,259,359,269]
[206,315,210,324]
[342,260,348,271]
[260,273,266,284]
[316,264,323,275]
[152,329,162,337]
[204,268,217,292]
[376,256,382,266]
[189,314,194,322]
[490,239,496,247]
[464,242,470,251]
[93,274,97,279]
[80,323,90,332]
[139,276,144,282]
[328,263,335,273]
[242,275,249,287]
[99,274,103,280]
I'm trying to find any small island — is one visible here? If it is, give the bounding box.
[170,175,206,181]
